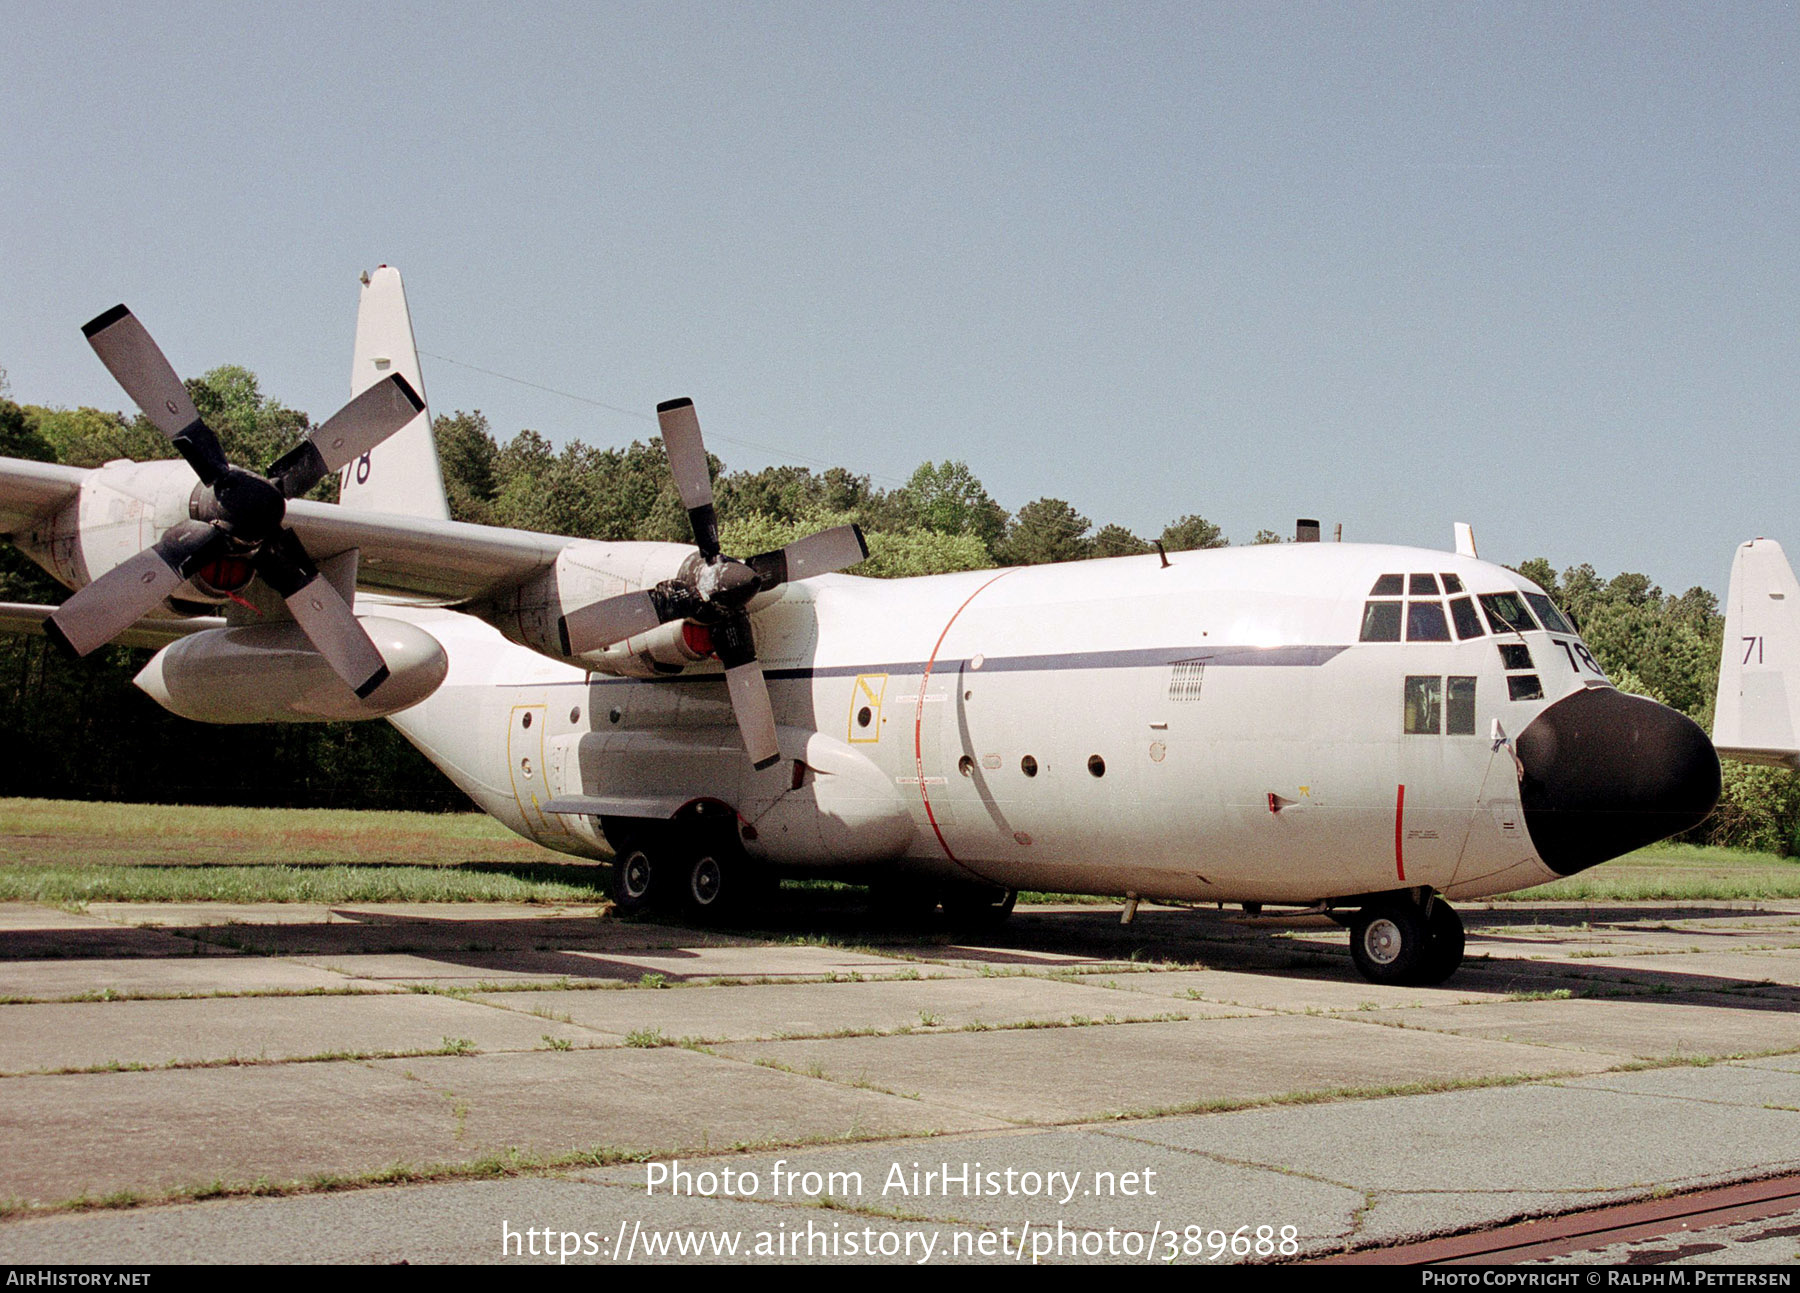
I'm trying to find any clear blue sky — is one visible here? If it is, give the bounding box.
[3,2,1795,596]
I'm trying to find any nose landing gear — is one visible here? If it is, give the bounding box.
[1348,893,1464,985]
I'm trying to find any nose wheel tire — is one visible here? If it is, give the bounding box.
[1416,900,1466,985]
[1349,897,1465,985]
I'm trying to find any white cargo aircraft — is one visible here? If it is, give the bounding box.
[0,268,1721,985]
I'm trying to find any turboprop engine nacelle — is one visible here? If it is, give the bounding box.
[14,459,203,596]
[135,618,448,723]
[483,540,713,677]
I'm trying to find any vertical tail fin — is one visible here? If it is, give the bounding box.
[1714,538,1800,771]
[337,266,451,520]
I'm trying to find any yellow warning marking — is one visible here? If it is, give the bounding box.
[849,673,888,744]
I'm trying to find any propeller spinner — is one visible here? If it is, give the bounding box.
[558,398,868,770]
[45,306,425,698]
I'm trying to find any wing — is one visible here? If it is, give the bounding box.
[0,459,85,533]
[0,454,566,614]
[283,498,565,604]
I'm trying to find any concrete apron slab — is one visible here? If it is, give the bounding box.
[0,1047,1005,1207]
[0,993,599,1074]
[1103,1065,1800,1252]
[712,1013,1618,1124]
[470,976,1258,1044]
[0,956,389,1001]
[8,1067,1795,1263]
[0,1175,993,1265]
[1370,998,1800,1061]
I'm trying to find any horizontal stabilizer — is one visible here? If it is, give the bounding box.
[1714,538,1800,771]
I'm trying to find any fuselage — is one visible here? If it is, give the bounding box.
[381,540,1718,908]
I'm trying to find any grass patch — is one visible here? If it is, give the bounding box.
[0,798,591,865]
[1503,842,1800,902]
[0,862,608,906]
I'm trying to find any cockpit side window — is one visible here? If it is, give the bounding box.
[1360,600,1402,642]
[1449,596,1484,639]
[1370,574,1404,596]
[1523,592,1576,635]
[1479,592,1539,635]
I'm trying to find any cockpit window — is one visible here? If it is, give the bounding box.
[1449,596,1484,639]
[1524,592,1576,636]
[1409,573,1440,596]
[1441,573,1465,594]
[1370,574,1404,596]
[1360,600,1402,642]
[1480,592,1539,635]
[1407,601,1451,642]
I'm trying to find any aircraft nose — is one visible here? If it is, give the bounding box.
[1515,686,1721,876]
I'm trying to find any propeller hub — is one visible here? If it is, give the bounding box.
[695,557,761,609]
[193,469,287,544]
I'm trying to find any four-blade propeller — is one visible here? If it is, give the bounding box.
[559,397,868,770]
[46,306,425,698]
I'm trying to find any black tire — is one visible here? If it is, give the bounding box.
[610,845,660,917]
[941,883,1017,932]
[1349,899,1429,984]
[1415,900,1466,985]
[681,847,770,923]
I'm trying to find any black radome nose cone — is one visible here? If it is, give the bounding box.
[1516,687,1721,876]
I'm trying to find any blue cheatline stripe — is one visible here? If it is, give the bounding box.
[569,643,1350,688]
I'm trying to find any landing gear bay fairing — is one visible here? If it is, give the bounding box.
[0,269,1722,984]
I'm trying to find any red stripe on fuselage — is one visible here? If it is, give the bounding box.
[915,570,1020,862]
[1394,783,1407,882]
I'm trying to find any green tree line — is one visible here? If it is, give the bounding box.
[1,370,1793,853]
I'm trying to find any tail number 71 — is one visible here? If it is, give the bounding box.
[1744,636,1765,665]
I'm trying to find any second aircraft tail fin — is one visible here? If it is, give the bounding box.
[337,265,451,520]
[1714,538,1800,771]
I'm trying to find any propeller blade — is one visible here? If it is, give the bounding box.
[711,609,779,770]
[283,575,390,699]
[267,373,425,498]
[82,306,229,484]
[559,589,665,656]
[724,661,781,771]
[255,530,389,697]
[656,398,719,558]
[747,524,869,588]
[43,521,227,658]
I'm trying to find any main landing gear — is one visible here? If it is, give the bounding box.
[604,809,774,925]
[1347,893,1464,986]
